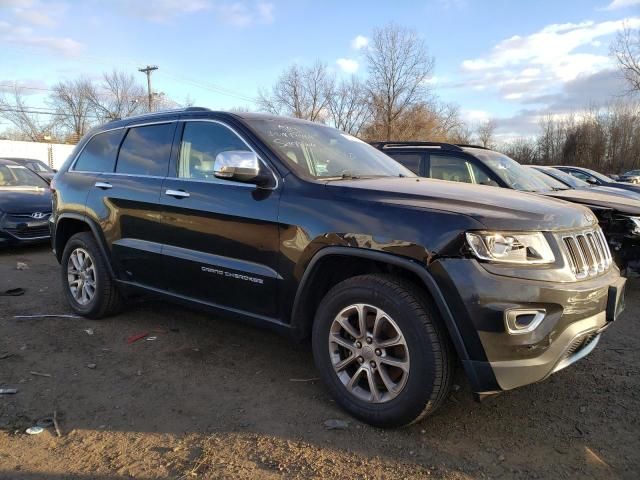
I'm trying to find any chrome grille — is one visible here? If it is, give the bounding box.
[562,227,612,278]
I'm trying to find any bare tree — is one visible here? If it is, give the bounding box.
[0,87,57,141]
[448,124,473,144]
[86,70,146,122]
[258,61,333,122]
[326,76,371,135]
[611,24,640,94]
[475,119,497,148]
[366,23,435,140]
[501,138,538,164]
[50,78,93,141]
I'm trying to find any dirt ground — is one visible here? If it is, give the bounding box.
[0,244,638,479]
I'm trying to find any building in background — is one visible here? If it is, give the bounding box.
[0,140,75,170]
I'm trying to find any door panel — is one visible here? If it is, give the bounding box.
[85,122,177,289]
[88,173,167,288]
[160,120,281,317]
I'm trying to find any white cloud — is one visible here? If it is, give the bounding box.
[0,20,84,56]
[336,58,359,73]
[119,0,211,23]
[463,109,490,123]
[603,0,640,10]
[351,35,369,50]
[215,1,275,27]
[119,0,274,27]
[457,17,640,102]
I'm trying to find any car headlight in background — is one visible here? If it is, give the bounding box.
[466,231,555,264]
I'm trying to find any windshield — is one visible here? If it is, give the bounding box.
[0,164,49,188]
[527,167,570,190]
[246,119,415,179]
[582,168,613,183]
[541,167,589,188]
[28,161,52,172]
[465,149,551,192]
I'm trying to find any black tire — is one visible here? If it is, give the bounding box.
[312,274,453,428]
[60,231,123,319]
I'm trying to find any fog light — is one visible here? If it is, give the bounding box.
[504,309,546,335]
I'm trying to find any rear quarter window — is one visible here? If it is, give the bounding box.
[73,129,124,172]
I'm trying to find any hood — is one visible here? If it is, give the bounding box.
[612,182,640,194]
[326,177,595,231]
[0,187,52,214]
[589,186,640,200]
[543,188,640,216]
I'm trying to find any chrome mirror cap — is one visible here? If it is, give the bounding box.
[214,150,260,183]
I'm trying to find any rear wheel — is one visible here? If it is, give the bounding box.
[312,274,453,428]
[61,232,123,318]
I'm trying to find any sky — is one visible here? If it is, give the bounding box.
[1,0,639,140]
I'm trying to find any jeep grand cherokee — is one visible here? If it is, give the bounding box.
[50,108,626,427]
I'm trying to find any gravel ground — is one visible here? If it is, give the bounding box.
[0,244,638,479]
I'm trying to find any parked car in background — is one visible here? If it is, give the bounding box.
[531,165,640,201]
[49,109,626,427]
[1,157,56,183]
[373,142,640,270]
[608,173,621,181]
[621,169,640,184]
[0,158,52,246]
[555,166,640,195]
[529,166,640,270]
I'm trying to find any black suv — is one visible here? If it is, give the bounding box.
[375,142,640,269]
[50,109,626,427]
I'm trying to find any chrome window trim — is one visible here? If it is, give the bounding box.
[176,118,280,190]
[68,118,280,190]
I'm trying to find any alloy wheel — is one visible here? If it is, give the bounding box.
[67,247,96,305]
[328,303,410,403]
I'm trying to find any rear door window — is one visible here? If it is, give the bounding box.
[116,123,176,176]
[74,129,124,173]
[386,153,423,175]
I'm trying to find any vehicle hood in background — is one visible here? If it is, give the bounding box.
[543,189,640,216]
[0,187,52,214]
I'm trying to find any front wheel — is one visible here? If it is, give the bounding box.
[312,274,453,428]
[61,232,123,319]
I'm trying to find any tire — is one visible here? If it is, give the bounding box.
[312,274,453,428]
[61,231,123,319]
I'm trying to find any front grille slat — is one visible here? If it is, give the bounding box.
[562,227,611,279]
[4,226,50,239]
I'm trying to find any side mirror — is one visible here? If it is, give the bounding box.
[214,150,265,184]
[586,177,597,185]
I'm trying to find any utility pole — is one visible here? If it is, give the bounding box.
[138,65,158,112]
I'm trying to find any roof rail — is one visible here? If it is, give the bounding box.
[370,141,463,152]
[184,106,212,112]
[454,143,490,150]
[120,106,212,122]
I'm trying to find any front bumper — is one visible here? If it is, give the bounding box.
[0,212,51,246]
[430,258,625,393]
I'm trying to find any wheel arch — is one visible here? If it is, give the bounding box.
[54,213,116,279]
[290,246,492,393]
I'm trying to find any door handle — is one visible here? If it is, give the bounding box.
[94,181,112,189]
[165,189,190,198]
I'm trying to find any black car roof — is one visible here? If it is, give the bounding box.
[0,158,20,165]
[96,107,315,132]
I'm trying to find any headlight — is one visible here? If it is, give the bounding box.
[628,216,640,235]
[466,231,555,264]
